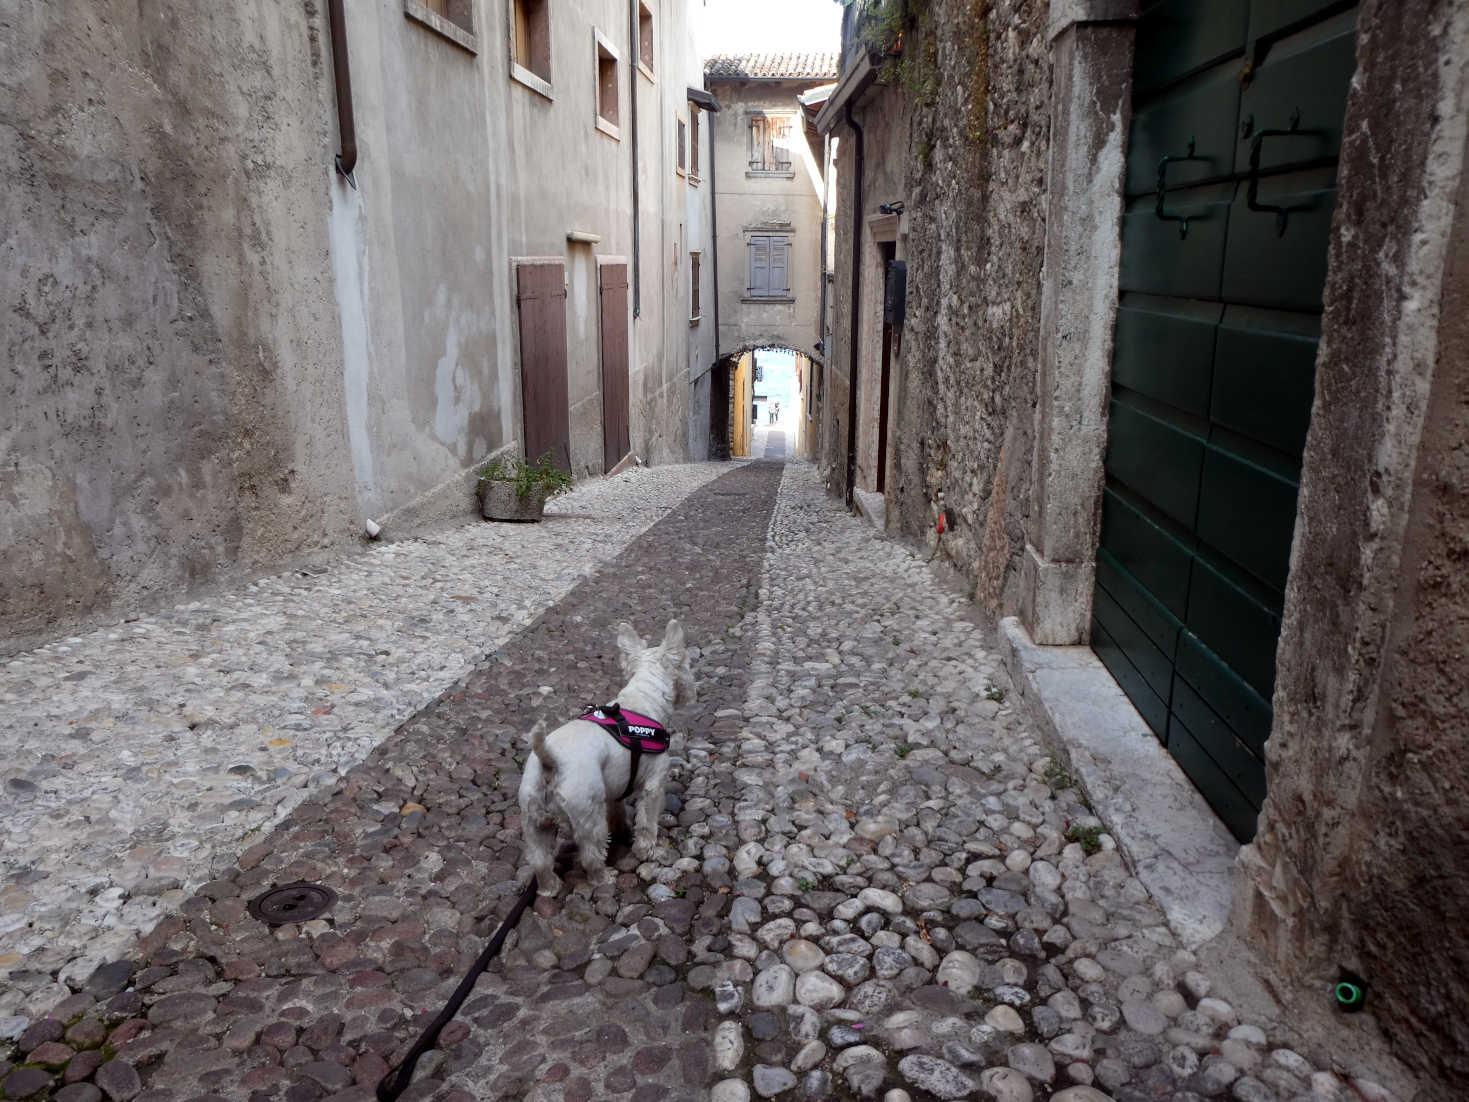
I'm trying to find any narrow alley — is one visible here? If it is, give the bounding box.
[0,460,1405,1102]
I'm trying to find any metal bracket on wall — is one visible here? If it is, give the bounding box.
[1245,109,1321,237]
[1155,137,1206,239]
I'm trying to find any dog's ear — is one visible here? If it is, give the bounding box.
[660,619,685,654]
[616,621,644,663]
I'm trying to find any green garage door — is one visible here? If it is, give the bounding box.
[1093,0,1357,841]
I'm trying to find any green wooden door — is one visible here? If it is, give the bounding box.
[1093,0,1357,841]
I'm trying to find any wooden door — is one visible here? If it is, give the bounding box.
[1093,0,1357,841]
[599,262,631,472]
[516,262,571,471]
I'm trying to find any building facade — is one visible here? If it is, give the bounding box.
[2,0,715,651]
[817,0,1469,1091]
[703,53,836,460]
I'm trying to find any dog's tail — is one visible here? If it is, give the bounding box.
[529,719,556,773]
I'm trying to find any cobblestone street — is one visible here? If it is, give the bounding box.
[1,461,1401,1102]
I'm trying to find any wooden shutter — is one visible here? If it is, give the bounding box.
[769,239,789,295]
[690,252,701,318]
[748,238,770,295]
[690,108,700,176]
[516,262,571,472]
[748,116,765,170]
[773,119,793,170]
[599,263,631,472]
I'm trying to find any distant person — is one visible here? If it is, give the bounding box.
[771,400,780,425]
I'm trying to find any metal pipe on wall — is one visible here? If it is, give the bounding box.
[629,0,641,317]
[327,0,357,178]
[844,103,864,508]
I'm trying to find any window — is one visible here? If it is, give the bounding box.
[510,0,552,97]
[404,0,478,52]
[689,106,700,180]
[594,32,619,138]
[676,115,687,176]
[638,2,654,79]
[748,114,794,174]
[690,252,701,322]
[747,234,791,299]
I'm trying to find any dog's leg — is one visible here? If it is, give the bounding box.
[570,803,614,889]
[519,757,562,897]
[631,756,672,860]
[607,797,632,846]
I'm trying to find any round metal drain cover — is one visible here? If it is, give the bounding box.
[247,882,338,925]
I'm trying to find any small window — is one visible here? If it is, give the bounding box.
[511,0,552,96]
[405,0,478,51]
[689,106,700,180]
[676,116,687,176]
[747,234,791,299]
[595,33,619,137]
[748,114,794,174]
[690,252,702,321]
[638,2,654,78]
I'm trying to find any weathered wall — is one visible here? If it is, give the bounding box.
[822,0,1051,614]
[1235,0,1469,1089]
[332,0,509,522]
[710,81,828,363]
[1,1,358,651]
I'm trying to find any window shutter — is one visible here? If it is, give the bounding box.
[748,117,765,170]
[770,240,789,294]
[773,120,793,170]
[748,239,770,295]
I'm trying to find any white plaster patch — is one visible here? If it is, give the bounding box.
[327,175,377,516]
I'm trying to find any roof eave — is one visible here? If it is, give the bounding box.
[814,52,880,134]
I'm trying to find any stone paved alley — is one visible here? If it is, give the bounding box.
[1,460,1403,1102]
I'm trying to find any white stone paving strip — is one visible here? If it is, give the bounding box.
[0,461,738,1006]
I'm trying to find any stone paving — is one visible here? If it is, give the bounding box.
[0,462,736,1013]
[0,460,1406,1102]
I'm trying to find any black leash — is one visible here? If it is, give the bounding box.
[375,862,557,1102]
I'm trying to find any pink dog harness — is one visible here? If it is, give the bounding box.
[577,703,669,799]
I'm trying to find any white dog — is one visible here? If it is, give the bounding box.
[518,619,695,897]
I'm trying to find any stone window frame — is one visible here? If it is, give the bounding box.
[690,251,702,324]
[747,111,796,178]
[404,0,479,54]
[507,0,553,100]
[593,28,621,140]
[688,104,701,183]
[675,114,687,176]
[744,228,794,303]
[637,1,655,82]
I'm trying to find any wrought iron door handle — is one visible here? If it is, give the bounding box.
[1156,138,1207,239]
[1246,108,1321,236]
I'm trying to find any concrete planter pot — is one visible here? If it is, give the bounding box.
[477,481,548,522]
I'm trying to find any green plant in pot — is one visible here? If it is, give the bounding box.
[475,451,573,522]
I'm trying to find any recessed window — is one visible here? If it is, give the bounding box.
[676,115,687,176]
[595,32,620,138]
[748,114,794,174]
[510,0,552,97]
[688,106,700,181]
[747,234,791,300]
[690,252,702,322]
[638,2,654,79]
[404,0,478,52]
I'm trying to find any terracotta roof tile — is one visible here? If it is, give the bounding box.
[704,52,840,81]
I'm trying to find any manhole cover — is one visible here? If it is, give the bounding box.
[247,882,338,925]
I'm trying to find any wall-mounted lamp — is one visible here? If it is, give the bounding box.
[878,201,905,215]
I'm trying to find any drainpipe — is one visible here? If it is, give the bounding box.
[708,95,721,373]
[817,131,831,364]
[843,102,864,508]
[327,0,357,180]
[629,0,641,317]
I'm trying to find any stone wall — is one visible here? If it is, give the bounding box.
[1235,0,1469,1089]
[1,1,358,652]
[824,0,1051,612]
